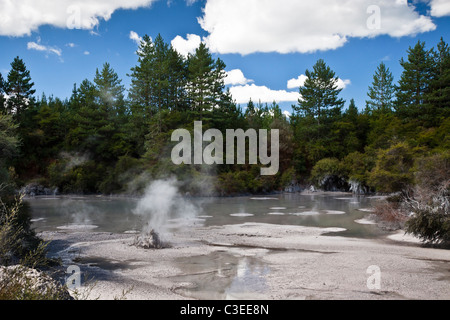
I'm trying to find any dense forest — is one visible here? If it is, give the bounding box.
[0,34,449,198]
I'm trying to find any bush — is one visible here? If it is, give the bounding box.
[310,158,348,191]
[406,208,450,244]
[368,142,415,193]
[0,194,47,266]
[373,199,408,230]
[0,266,72,300]
[404,152,450,244]
[342,152,374,193]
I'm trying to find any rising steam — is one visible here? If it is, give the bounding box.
[132,178,200,235]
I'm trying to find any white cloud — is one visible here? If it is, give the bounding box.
[199,0,436,55]
[83,51,90,55]
[27,41,62,56]
[224,69,253,86]
[287,75,308,89]
[283,110,291,118]
[430,0,450,17]
[66,42,76,48]
[129,31,142,45]
[171,34,202,57]
[230,84,300,104]
[0,0,157,37]
[287,75,351,90]
[337,79,351,90]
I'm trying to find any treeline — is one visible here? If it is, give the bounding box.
[0,34,449,197]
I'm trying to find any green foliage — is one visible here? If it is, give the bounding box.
[341,151,374,189]
[406,209,450,244]
[2,36,448,207]
[366,62,395,114]
[293,59,345,121]
[4,57,36,121]
[404,152,449,244]
[0,73,6,115]
[395,41,435,125]
[292,60,347,171]
[0,193,49,268]
[0,114,19,163]
[368,142,415,193]
[310,158,348,191]
[0,265,71,300]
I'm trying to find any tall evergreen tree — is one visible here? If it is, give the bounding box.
[293,59,345,125]
[427,37,450,124]
[94,62,125,110]
[128,34,156,118]
[292,59,345,168]
[395,41,434,122]
[366,62,395,114]
[0,73,6,115]
[187,43,228,120]
[0,113,19,185]
[4,57,36,122]
[166,45,188,112]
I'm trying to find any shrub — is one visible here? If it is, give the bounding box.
[0,194,48,268]
[342,152,374,193]
[373,199,409,230]
[368,142,415,193]
[310,158,348,191]
[0,266,72,300]
[404,152,450,244]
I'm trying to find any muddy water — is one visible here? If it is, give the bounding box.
[27,193,384,239]
[171,251,270,300]
[28,194,388,300]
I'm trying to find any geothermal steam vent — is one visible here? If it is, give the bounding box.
[131,179,199,249]
[132,229,165,249]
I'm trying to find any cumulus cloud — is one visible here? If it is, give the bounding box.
[199,0,436,55]
[0,0,157,37]
[287,75,308,89]
[230,84,300,104]
[229,70,350,104]
[171,34,202,57]
[224,69,253,86]
[429,0,450,17]
[129,31,142,45]
[337,79,352,90]
[27,40,62,56]
[287,75,351,90]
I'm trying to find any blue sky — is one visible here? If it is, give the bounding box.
[1,0,449,114]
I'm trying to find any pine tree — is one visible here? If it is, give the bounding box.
[166,45,188,112]
[5,57,36,121]
[0,113,19,184]
[0,113,19,164]
[34,94,65,160]
[395,41,434,122]
[346,99,359,122]
[292,59,345,168]
[366,62,395,114]
[128,34,156,118]
[293,59,345,125]
[94,62,125,110]
[0,73,6,115]
[187,43,228,120]
[427,37,450,124]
